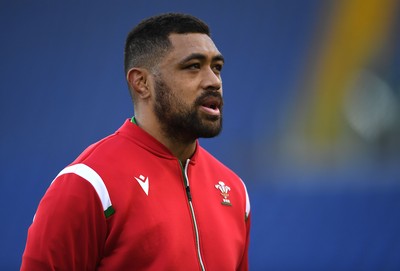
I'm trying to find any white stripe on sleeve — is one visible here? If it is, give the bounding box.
[53,163,112,212]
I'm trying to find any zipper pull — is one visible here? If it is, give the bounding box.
[182,159,193,202]
[186,185,192,201]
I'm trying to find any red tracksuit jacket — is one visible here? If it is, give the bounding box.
[21,119,251,270]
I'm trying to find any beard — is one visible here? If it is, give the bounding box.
[153,77,223,143]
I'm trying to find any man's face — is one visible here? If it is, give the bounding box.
[152,33,224,142]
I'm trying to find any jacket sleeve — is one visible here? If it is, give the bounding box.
[237,178,251,271]
[21,173,108,271]
[237,212,251,271]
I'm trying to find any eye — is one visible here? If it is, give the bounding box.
[213,63,223,73]
[185,63,201,70]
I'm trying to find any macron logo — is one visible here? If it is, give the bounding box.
[134,175,149,196]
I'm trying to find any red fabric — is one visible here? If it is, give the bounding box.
[21,119,251,270]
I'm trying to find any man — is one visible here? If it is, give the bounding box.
[21,13,251,270]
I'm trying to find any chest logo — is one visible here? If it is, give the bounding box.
[215,181,232,206]
[134,175,149,196]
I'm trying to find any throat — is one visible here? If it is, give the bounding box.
[165,137,197,163]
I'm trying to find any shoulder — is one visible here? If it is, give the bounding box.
[52,163,114,217]
[196,146,239,179]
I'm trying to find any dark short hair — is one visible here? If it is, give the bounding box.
[124,13,210,75]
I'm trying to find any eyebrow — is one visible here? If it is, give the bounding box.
[179,53,225,65]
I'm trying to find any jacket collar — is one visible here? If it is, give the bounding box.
[117,119,198,164]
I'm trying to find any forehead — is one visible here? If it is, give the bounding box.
[166,33,221,61]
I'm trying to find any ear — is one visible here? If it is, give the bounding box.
[126,68,151,99]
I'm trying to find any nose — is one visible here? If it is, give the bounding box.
[201,67,222,92]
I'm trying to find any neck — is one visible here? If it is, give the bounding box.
[132,116,197,163]
[166,139,197,164]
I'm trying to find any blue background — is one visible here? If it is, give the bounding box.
[1,1,400,270]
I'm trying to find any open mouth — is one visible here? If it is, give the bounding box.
[200,96,222,116]
[201,96,221,110]
[204,102,219,110]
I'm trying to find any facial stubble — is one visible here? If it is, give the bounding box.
[153,77,223,143]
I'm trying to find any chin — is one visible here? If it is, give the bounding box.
[198,123,222,138]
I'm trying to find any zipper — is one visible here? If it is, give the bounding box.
[180,159,206,271]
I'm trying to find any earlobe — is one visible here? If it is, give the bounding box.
[127,68,151,99]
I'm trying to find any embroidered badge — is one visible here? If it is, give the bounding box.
[215,181,232,206]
